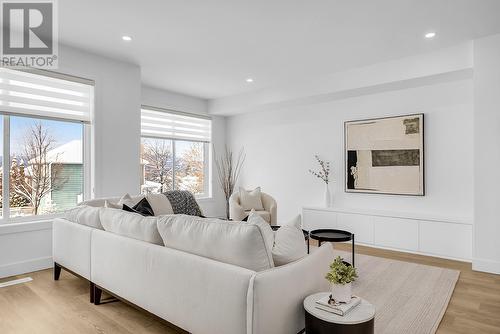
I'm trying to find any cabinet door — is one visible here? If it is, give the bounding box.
[302,209,337,230]
[337,213,374,245]
[373,216,419,251]
[419,221,472,260]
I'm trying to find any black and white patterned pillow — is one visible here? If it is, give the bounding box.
[122,197,155,216]
[163,190,203,217]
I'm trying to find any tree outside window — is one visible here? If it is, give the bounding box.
[0,116,84,218]
[140,138,206,196]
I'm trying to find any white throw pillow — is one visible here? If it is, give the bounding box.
[283,214,302,229]
[104,200,121,209]
[157,214,275,271]
[240,187,264,211]
[117,193,144,207]
[64,205,103,229]
[272,215,307,266]
[146,193,174,216]
[247,210,275,252]
[99,207,163,245]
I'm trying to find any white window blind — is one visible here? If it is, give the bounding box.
[141,106,211,142]
[0,68,94,123]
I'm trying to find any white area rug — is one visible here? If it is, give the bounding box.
[333,250,459,334]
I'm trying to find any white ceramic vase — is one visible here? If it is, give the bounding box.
[331,282,352,303]
[324,184,331,207]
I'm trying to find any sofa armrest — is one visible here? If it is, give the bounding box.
[249,244,334,334]
[229,192,247,221]
[53,218,93,280]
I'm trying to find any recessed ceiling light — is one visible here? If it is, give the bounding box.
[424,32,436,39]
[246,78,254,83]
[122,35,132,41]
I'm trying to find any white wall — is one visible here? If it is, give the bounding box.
[473,33,500,274]
[227,78,474,223]
[141,85,227,217]
[142,85,208,114]
[59,45,142,198]
[0,222,53,278]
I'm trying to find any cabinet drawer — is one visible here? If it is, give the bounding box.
[336,213,374,244]
[302,209,337,230]
[373,216,418,251]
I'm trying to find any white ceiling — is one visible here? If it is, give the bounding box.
[59,0,500,99]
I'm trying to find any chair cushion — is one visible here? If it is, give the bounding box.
[239,187,264,211]
[157,214,275,271]
[245,210,271,223]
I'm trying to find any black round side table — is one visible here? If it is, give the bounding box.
[304,293,375,334]
[309,229,355,267]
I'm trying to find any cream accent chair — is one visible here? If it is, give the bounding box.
[229,190,277,225]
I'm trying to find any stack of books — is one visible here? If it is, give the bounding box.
[315,294,361,316]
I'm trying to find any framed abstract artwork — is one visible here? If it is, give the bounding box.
[344,114,424,196]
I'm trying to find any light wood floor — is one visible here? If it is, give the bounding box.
[1,244,499,334]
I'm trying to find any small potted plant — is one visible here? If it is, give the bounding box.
[325,256,358,303]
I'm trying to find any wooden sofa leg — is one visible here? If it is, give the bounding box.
[94,285,102,305]
[90,282,95,303]
[54,262,62,281]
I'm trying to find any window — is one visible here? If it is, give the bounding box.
[140,106,211,197]
[0,68,94,222]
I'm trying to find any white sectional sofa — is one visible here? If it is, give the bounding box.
[52,196,334,334]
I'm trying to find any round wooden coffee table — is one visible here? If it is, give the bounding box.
[304,292,375,334]
[309,229,355,267]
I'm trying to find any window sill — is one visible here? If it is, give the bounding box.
[0,218,54,235]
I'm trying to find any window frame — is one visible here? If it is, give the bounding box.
[0,69,94,224]
[140,106,212,199]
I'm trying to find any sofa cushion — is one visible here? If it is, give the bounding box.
[99,207,163,245]
[146,193,174,215]
[64,205,103,229]
[157,214,275,271]
[239,187,264,211]
[272,215,307,266]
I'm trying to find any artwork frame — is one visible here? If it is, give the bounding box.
[344,114,425,196]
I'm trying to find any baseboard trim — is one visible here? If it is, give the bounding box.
[0,256,53,279]
[351,241,472,263]
[472,258,500,274]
